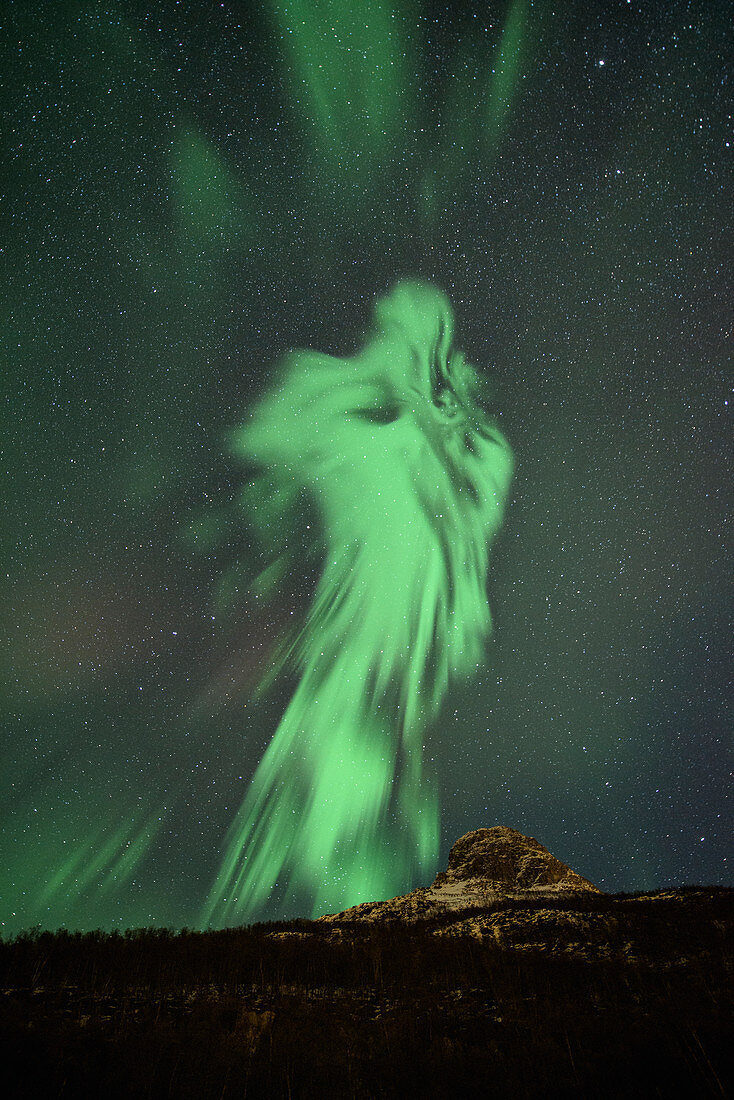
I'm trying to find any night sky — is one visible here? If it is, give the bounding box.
[2,0,731,934]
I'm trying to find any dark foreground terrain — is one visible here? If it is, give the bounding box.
[1,889,731,1098]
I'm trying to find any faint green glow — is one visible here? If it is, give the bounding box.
[169,126,258,248]
[26,810,163,920]
[419,41,482,228]
[98,814,163,896]
[37,823,131,907]
[203,281,513,924]
[484,0,528,155]
[269,0,413,179]
[420,0,529,225]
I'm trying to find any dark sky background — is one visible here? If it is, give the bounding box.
[1,0,731,934]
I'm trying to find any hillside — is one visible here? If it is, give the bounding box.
[1,830,731,1097]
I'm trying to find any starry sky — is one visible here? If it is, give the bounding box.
[2,0,731,934]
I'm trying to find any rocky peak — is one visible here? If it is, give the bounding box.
[432,826,600,894]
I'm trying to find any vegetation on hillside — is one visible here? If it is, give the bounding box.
[1,889,731,1098]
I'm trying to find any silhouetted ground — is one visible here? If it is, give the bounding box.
[1,888,731,1098]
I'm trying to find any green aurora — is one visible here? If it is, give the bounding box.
[2,0,729,934]
[2,0,526,929]
[204,282,513,922]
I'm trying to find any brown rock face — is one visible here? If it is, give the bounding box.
[433,826,599,893]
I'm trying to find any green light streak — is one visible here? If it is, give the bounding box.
[419,40,478,227]
[98,814,163,896]
[484,0,528,155]
[203,281,513,924]
[35,814,162,912]
[420,0,529,226]
[37,822,128,906]
[269,0,413,180]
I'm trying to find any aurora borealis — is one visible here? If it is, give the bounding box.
[204,281,513,922]
[2,1,731,934]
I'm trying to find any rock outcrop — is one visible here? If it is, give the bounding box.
[429,825,600,900]
[321,825,600,922]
